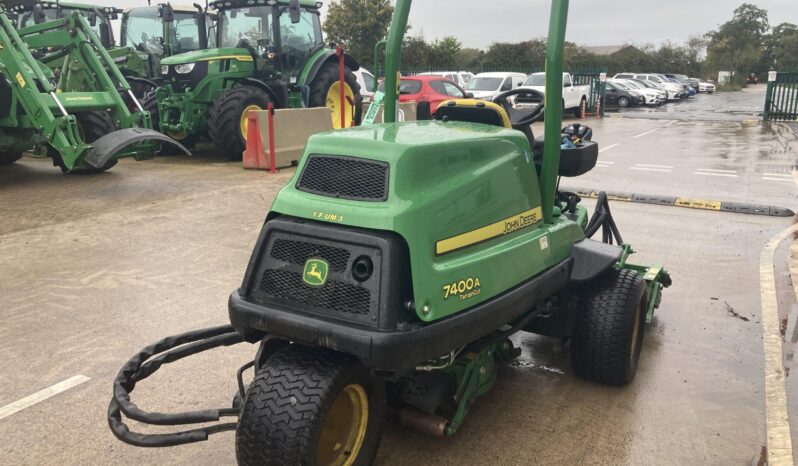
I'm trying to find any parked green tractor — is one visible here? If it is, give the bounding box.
[108,0,671,463]
[0,5,186,171]
[119,4,215,97]
[151,0,361,158]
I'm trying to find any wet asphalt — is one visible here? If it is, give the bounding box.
[1,86,797,465]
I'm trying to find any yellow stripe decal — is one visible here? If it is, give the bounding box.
[198,55,253,62]
[436,207,543,255]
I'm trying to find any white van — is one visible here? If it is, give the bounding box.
[353,68,377,99]
[465,72,527,100]
[417,71,471,88]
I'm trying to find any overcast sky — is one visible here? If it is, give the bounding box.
[98,0,798,49]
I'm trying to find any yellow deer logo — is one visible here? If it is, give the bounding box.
[303,259,329,287]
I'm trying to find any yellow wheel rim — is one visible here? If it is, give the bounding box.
[240,104,263,140]
[326,82,355,129]
[317,384,369,466]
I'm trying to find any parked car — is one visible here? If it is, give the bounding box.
[747,73,758,85]
[520,72,590,117]
[465,72,527,100]
[417,71,471,88]
[611,79,663,105]
[664,73,700,91]
[354,68,377,99]
[665,77,692,97]
[604,81,643,107]
[633,74,683,100]
[696,79,716,93]
[379,75,470,113]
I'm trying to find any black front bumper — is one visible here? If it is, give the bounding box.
[229,258,571,371]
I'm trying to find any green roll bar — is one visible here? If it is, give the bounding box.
[380,0,569,224]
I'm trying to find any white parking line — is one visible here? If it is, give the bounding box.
[629,167,671,173]
[763,177,794,183]
[598,143,619,153]
[635,164,673,169]
[764,173,792,178]
[595,160,614,164]
[632,128,660,138]
[693,172,738,178]
[0,375,90,421]
[696,168,738,174]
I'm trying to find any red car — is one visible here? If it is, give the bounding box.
[380,75,470,113]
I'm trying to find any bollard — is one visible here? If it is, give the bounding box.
[267,103,277,173]
[242,109,266,169]
[581,99,586,121]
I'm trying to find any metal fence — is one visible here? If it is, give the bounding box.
[764,71,798,121]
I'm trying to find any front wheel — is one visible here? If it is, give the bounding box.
[617,96,630,107]
[236,344,385,466]
[208,86,271,161]
[571,268,647,385]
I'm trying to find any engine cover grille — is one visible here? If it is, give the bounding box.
[258,269,371,316]
[296,155,389,201]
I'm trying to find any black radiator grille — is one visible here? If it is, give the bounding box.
[258,269,371,316]
[296,155,389,201]
[270,239,350,272]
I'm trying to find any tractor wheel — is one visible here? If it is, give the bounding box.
[52,111,118,174]
[142,91,196,155]
[571,268,647,385]
[236,344,385,466]
[208,86,271,161]
[0,151,23,166]
[308,62,361,129]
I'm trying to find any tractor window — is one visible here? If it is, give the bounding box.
[121,7,164,55]
[277,7,322,76]
[220,7,272,48]
[20,7,103,38]
[171,12,206,53]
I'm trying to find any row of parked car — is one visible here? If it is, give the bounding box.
[606,73,716,107]
[352,68,717,115]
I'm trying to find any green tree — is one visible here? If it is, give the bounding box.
[705,3,769,85]
[401,35,432,70]
[482,39,546,72]
[323,0,393,67]
[767,23,798,69]
[428,36,462,69]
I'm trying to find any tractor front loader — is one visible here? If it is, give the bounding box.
[0,5,187,172]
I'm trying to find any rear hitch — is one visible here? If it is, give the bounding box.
[107,325,250,447]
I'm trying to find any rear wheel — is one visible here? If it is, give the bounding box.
[617,96,630,107]
[571,268,647,385]
[0,151,23,166]
[208,86,271,161]
[236,344,385,466]
[309,62,361,129]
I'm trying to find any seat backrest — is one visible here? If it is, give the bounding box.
[434,99,511,129]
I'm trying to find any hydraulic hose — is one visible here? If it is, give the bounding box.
[584,191,623,245]
[107,325,248,447]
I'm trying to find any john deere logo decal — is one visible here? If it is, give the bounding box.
[303,259,329,287]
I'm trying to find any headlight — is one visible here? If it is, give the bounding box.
[174,63,196,74]
[161,65,169,75]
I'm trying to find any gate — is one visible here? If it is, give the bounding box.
[571,67,607,116]
[764,71,798,121]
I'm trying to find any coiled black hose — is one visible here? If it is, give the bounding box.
[584,191,623,245]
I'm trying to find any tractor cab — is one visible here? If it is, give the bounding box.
[120,5,215,58]
[9,1,119,48]
[211,0,323,83]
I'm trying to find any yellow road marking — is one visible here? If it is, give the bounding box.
[435,207,542,255]
[760,223,798,465]
[674,198,721,211]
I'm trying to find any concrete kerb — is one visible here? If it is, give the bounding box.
[570,187,795,217]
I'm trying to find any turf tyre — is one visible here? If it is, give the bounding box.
[236,344,385,466]
[571,268,646,385]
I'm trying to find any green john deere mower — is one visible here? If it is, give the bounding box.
[0,5,186,172]
[149,0,361,158]
[108,0,671,464]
